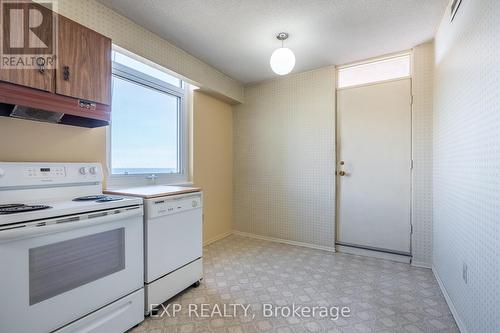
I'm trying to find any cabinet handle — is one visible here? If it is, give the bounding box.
[36,57,45,73]
[63,66,70,80]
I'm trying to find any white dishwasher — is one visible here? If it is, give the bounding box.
[144,192,203,311]
[105,186,203,314]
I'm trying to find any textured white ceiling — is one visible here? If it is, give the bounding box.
[97,0,448,84]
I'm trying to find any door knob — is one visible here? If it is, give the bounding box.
[338,171,346,176]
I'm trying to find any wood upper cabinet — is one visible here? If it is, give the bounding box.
[56,16,112,105]
[0,2,55,92]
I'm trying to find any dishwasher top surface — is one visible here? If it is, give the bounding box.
[104,185,201,199]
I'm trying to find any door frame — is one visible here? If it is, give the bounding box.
[334,58,414,262]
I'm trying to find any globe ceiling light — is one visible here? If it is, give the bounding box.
[270,32,295,75]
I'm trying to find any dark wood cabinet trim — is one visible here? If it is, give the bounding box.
[0,82,110,121]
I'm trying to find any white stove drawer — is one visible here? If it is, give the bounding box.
[55,289,144,333]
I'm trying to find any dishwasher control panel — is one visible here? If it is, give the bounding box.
[146,193,202,219]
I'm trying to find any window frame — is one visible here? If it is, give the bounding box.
[106,50,189,188]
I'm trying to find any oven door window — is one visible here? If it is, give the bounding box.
[29,228,125,305]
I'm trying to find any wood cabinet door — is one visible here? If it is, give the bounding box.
[56,16,111,105]
[0,2,55,92]
[0,60,54,92]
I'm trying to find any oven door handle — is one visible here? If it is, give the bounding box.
[0,206,142,243]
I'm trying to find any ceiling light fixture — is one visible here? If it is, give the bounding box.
[270,32,295,75]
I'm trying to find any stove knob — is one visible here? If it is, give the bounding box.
[89,166,96,175]
[0,168,4,177]
[79,167,87,175]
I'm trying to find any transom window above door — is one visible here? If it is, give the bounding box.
[337,54,411,89]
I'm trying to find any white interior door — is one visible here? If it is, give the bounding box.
[336,78,412,255]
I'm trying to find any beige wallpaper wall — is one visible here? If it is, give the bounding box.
[232,54,435,260]
[56,0,243,103]
[192,92,234,245]
[411,42,434,267]
[433,1,499,332]
[233,67,336,249]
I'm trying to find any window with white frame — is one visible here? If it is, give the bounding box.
[108,48,188,187]
[337,54,411,89]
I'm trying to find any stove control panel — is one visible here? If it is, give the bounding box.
[24,166,66,178]
[0,163,102,188]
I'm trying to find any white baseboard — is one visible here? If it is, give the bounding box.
[232,231,336,252]
[203,231,232,246]
[432,266,467,333]
[336,245,411,264]
[410,260,432,269]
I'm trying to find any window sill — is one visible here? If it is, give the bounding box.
[105,171,190,189]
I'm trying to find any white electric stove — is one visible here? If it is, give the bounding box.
[0,162,145,333]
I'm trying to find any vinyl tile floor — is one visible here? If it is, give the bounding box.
[131,235,458,333]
